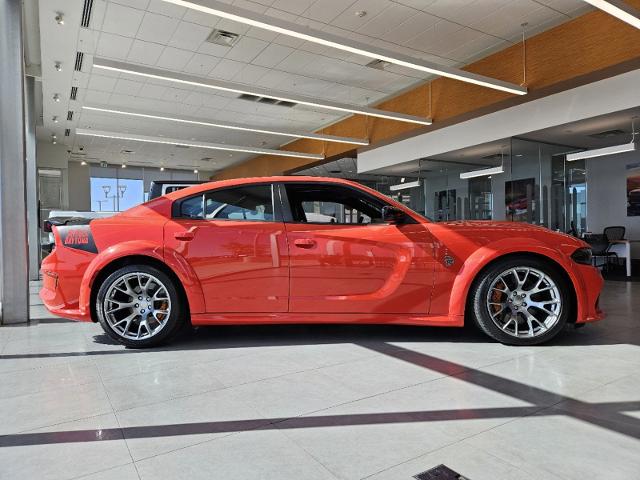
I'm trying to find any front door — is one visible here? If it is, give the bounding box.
[164,183,289,313]
[281,183,436,314]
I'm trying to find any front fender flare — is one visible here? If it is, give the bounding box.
[448,238,586,322]
[78,241,206,319]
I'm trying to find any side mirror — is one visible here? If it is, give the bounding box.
[381,206,407,224]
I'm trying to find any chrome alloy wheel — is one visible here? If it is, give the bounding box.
[486,267,561,338]
[103,272,171,340]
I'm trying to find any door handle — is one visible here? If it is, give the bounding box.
[174,227,198,241]
[294,238,316,249]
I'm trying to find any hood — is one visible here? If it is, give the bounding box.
[435,220,587,249]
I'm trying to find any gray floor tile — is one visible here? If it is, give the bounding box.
[134,428,339,480]
[0,414,131,480]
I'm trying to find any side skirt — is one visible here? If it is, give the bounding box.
[190,312,464,327]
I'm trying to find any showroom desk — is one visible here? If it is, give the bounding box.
[608,240,632,277]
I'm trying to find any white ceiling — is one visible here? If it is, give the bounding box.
[35,0,592,172]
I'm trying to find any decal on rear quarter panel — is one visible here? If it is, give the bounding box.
[58,225,98,253]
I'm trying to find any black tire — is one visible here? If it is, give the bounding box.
[470,256,572,346]
[95,265,186,348]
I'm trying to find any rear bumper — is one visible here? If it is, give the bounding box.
[39,252,92,322]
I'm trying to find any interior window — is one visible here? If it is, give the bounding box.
[204,185,274,221]
[285,184,385,224]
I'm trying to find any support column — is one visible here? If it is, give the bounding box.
[0,0,30,324]
[25,77,40,280]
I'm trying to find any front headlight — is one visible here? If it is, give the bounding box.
[571,247,593,265]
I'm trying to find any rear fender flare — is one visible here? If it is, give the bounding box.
[78,241,205,317]
[449,238,585,321]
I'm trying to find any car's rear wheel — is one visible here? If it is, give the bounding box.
[471,257,571,345]
[96,265,184,348]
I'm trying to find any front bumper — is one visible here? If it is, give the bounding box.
[574,263,605,324]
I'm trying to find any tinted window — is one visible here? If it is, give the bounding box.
[204,185,274,221]
[180,195,204,218]
[285,184,385,224]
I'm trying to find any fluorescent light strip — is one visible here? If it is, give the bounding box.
[82,105,368,145]
[75,129,324,160]
[566,142,636,161]
[389,179,421,191]
[159,0,527,95]
[459,165,504,179]
[581,0,640,29]
[93,59,431,126]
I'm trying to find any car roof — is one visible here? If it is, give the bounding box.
[164,176,364,200]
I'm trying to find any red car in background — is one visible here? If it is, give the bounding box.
[40,177,604,347]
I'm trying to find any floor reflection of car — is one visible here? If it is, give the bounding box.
[40,177,604,348]
[628,188,640,215]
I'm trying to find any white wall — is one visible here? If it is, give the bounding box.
[587,150,640,258]
[36,141,70,208]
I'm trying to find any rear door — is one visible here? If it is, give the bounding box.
[280,182,436,315]
[164,183,289,313]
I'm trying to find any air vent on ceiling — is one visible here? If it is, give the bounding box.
[80,0,94,28]
[74,52,84,71]
[366,59,390,70]
[237,93,297,108]
[67,111,74,121]
[588,129,626,139]
[64,128,70,137]
[70,86,78,100]
[206,29,241,47]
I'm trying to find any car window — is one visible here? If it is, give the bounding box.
[204,185,274,221]
[180,195,204,219]
[285,184,385,225]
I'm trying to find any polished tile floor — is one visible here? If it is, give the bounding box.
[0,281,638,480]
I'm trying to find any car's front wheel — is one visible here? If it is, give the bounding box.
[471,256,571,345]
[96,265,185,348]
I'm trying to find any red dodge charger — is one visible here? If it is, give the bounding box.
[40,177,604,347]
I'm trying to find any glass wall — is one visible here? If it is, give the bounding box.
[421,138,582,232]
[89,165,200,212]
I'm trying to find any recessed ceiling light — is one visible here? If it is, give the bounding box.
[355,10,367,17]
[53,94,60,102]
[92,59,432,125]
[121,163,127,168]
[52,116,59,123]
[81,160,87,166]
[54,62,62,72]
[193,169,199,174]
[460,165,505,179]
[55,12,64,25]
[155,0,527,95]
[160,166,165,171]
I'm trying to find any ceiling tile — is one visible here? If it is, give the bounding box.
[182,53,221,76]
[382,11,439,45]
[301,0,355,23]
[96,32,134,60]
[127,39,165,65]
[87,74,118,92]
[155,46,194,70]
[208,58,245,80]
[271,0,315,15]
[146,0,188,18]
[224,36,269,63]
[113,78,144,96]
[101,2,145,37]
[136,11,180,43]
[168,21,211,51]
[251,43,294,68]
